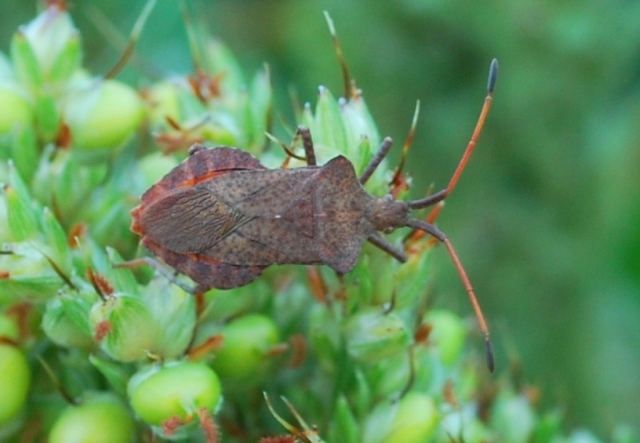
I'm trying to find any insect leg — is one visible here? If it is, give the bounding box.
[406,218,494,372]
[296,125,317,166]
[359,137,393,185]
[409,59,498,210]
[115,257,200,294]
[367,232,408,263]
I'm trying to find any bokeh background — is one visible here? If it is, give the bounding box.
[2,0,639,438]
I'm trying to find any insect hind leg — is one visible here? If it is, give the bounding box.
[367,232,407,263]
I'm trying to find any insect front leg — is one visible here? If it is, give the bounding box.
[295,125,317,166]
[269,126,318,167]
[359,137,393,185]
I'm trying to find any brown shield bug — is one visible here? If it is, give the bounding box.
[131,59,498,370]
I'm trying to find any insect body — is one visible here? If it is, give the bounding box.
[131,145,412,290]
[132,59,498,370]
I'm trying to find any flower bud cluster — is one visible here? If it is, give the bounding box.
[0,4,626,443]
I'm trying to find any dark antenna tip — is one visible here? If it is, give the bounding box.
[485,338,495,373]
[487,59,499,93]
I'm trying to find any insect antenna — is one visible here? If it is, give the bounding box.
[407,218,494,372]
[408,59,498,210]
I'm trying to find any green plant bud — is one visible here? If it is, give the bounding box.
[41,207,72,275]
[63,78,144,160]
[339,97,382,175]
[363,392,438,443]
[423,309,467,367]
[128,361,222,428]
[299,102,315,130]
[142,279,196,359]
[438,404,491,443]
[0,188,7,236]
[104,248,140,296]
[195,276,272,324]
[490,391,535,442]
[308,303,342,374]
[42,293,95,349]
[4,184,39,242]
[88,354,130,398]
[81,192,139,256]
[352,368,373,418]
[0,313,19,340]
[0,83,34,134]
[343,253,375,306]
[31,147,108,225]
[202,38,245,102]
[199,109,243,146]
[366,352,413,400]
[175,83,209,122]
[0,242,65,303]
[15,5,80,88]
[340,95,381,157]
[89,293,157,362]
[8,123,39,185]
[49,392,134,443]
[10,32,42,91]
[48,33,81,86]
[211,313,280,381]
[0,344,31,427]
[392,251,432,308]
[313,86,348,155]
[361,246,398,306]
[144,80,180,127]
[345,309,411,364]
[248,65,272,148]
[328,395,360,443]
[35,92,60,142]
[138,152,179,189]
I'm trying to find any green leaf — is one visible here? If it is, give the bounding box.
[35,92,60,142]
[49,34,81,84]
[10,31,43,91]
[249,64,272,148]
[59,289,96,337]
[329,395,360,443]
[9,124,39,185]
[4,179,39,242]
[314,86,348,154]
[0,274,62,303]
[42,207,72,275]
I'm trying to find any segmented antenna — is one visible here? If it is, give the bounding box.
[408,59,499,372]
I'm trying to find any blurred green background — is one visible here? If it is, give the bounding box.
[3,0,639,438]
